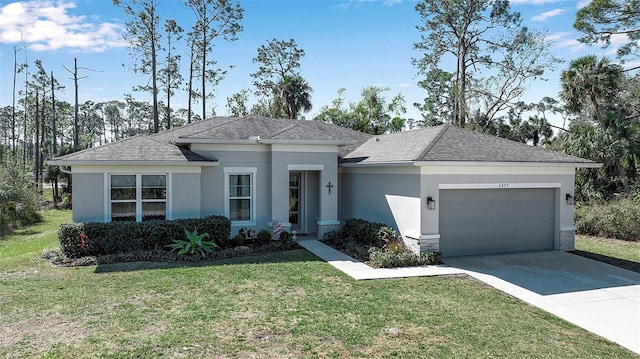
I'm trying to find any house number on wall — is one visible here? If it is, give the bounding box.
[498,183,509,188]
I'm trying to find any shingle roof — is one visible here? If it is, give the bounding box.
[49,118,595,166]
[343,124,596,165]
[49,115,371,164]
[48,135,214,164]
[152,115,371,157]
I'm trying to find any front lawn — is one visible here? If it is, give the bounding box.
[0,210,636,358]
[574,235,640,273]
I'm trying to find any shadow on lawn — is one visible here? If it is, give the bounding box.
[13,229,41,236]
[93,249,321,274]
[570,250,640,273]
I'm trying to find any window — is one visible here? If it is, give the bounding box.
[110,174,166,222]
[224,168,256,225]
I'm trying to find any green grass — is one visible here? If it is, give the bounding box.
[574,235,640,272]
[1,210,637,358]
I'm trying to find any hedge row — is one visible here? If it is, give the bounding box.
[59,215,231,258]
[45,239,299,267]
[368,247,442,268]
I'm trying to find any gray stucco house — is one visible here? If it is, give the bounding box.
[48,115,598,257]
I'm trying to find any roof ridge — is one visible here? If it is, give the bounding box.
[265,120,300,139]
[176,116,245,140]
[148,117,218,138]
[415,124,449,160]
[146,135,182,148]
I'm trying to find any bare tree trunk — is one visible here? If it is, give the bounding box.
[187,47,194,124]
[34,91,40,190]
[152,40,159,133]
[201,29,206,120]
[11,46,18,155]
[74,59,79,150]
[51,71,58,206]
[22,63,28,167]
[51,71,57,154]
[40,92,46,192]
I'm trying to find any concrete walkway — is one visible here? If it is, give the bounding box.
[298,238,466,280]
[297,239,640,355]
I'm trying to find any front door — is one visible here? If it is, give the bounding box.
[289,172,303,231]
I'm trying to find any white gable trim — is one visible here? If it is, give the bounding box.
[420,165,575,175]
[190,143,270,152]
[273,144,339,153]
[339,166,419,175]
[71,165,203,174]
[439,182,561,190]
[48,160,217,167]
[288,164,324,171]
[415,161,600,168]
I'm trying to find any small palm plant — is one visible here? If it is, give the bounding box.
[166,229,218,256]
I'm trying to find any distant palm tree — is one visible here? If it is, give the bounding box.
[520,115,552,146]
[279,75,312,119]
[560,55,623,128]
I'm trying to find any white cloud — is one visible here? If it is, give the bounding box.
[557,39,586,52]
[0,1,127,52]
[546,32,586,52]
[532,8,566,22]
[383,0,403,6]
[335,0,401,10]
[577,0,591,9]
[622,60,640,71]
[545,32,571,42]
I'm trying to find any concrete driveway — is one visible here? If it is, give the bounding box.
[446,251,640,355]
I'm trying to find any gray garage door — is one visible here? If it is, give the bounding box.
[439,188,555,257]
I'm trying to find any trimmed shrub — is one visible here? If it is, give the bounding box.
[331,218,396,247]
[368,247,442,268]
[256,229,272,244]
[575,198,640,241]
[279,231,292,243]
[58,215,231,258]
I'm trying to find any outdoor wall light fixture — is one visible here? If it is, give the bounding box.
[566,193,575,205]
[427,196,436,210]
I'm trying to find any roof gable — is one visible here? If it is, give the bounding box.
[343,124,596,165]
[169,115,370,143]
[49,135,214,164]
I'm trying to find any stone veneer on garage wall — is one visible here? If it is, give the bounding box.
[560,229,576,251]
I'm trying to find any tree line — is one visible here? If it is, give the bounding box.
[0,0,638,205]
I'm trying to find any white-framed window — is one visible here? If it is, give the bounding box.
[110,174,167,222]
[224,167,257,226]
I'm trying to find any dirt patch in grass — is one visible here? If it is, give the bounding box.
[0,313,87,351]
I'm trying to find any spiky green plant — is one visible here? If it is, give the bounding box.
[166,229,217,256]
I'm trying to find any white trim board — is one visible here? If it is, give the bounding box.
[273,144,339,153]
[439,183,561,189]
[72,165,203,174]
[288,164,324,171]
[338,166,420,175]
[421,165,575,175]
[416,161,600,168]
[191,143,270,152]
[48,161,217,167]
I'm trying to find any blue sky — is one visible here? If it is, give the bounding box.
[0,0,633,129]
